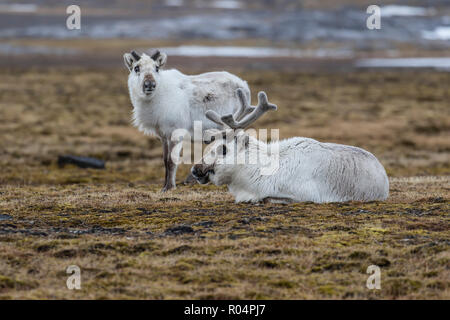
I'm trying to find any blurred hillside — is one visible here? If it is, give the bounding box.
[0,0,449,69]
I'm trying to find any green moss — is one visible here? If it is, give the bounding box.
[318,285,341,296]
[270,280,295,289]
[0,276,15,289]
[423,271,438,278]
[385,279,422,297]
[0,275,38,290]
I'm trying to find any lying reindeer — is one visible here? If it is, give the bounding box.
[124,50,250,191]
[191,89,389,203]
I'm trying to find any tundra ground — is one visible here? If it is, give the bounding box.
[0,67,448,299]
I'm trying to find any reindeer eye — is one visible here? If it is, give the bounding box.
[155,66,159,73]
[134,66,140,73]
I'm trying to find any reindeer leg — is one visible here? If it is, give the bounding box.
[161,139,177,192]
[161,138,169,191]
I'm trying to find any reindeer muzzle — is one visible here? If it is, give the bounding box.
[191,164,214,184]
[143,79,156,94]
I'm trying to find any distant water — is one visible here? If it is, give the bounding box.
[380,5,434,17]
[164,0,242,9]
[355,57,450,70]
[210,0,243,9]
[157,45,353,58]
[0,4,448,51]
[0,4,37,13]
[0,43,78,55]
[422,26,450,40]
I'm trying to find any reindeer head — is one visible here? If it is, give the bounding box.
[124,49,167,99]
[191,88,277,186]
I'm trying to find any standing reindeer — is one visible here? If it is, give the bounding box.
[124,50,250,191]
[191,89,389,203]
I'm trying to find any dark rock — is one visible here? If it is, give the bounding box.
[54,249,77,258]
[55,233,78,239]
[0,214,12,221]
[159,197,180,202]
[250,216,267,222]
[58,155,105,169]
[35,244,55,252]
[238,218,250,224]
[326,225,351,231]
[253,248,282,255]
[371,257,391,267]
[137,208,156,215]
[166,245,192,254]
[1,223,16,229]
[90,226,126,235]
[164,225,194,235]
[88,243,113,251]
[431,197,445,203]
[260,260,279,268]
[116,150,132,157]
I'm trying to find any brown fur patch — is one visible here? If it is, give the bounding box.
[203,93,216,103]
[144,74,155,83]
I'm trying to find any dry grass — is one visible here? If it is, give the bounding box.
[0,66,448,299]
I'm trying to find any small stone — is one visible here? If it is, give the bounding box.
[0,214,12,221]
[164,225,194,235]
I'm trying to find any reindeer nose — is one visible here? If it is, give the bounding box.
[143,80,156,91]
[191,165,212,184]
[191,165,203,178]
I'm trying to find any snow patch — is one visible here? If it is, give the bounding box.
[156,45,353,58]
[356,57,450,71]
[422,26,450,41]
[381,5,433,17]
[0,3,37,13]
[210,0,243,9]
[164,0,183,7]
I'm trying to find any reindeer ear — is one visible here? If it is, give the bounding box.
[153,52,167,68]
[123,53,135,71]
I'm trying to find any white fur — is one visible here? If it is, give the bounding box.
[127,54,249,140]
[125,52,250,190]
[207,135,389,203]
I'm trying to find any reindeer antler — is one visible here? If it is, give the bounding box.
[205,109,225,126]
[233,88,255,121]
[206,89,277,130]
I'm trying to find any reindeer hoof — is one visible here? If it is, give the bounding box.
[161,185,176,192]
